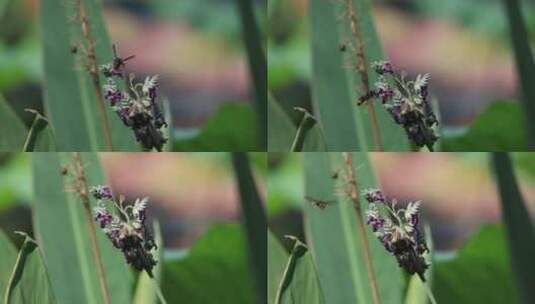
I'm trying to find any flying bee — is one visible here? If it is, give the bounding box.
[60,165,69,175]
[339,43,347,52]
[70,44,78,54]
[111,44,135,71]
[305,196,333,210]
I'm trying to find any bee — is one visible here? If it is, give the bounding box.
[70,44,78,54]
[339,43,347,52]
[111,44,135,71]
[305,196,333,210]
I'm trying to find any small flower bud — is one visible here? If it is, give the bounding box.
[90,185,113,200]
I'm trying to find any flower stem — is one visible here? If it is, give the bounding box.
[342,152,381,304]
[72,152,111,304]
[344,0,384,151]
[151,277,168,304]
[76,0,114,151]
[418,274,438,304]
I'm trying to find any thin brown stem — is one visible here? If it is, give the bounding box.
[345,0,384,151]
[76,0,114,151]
[72,153,111,304]
[342,152,381,304]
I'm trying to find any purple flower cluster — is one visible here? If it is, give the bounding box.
[360,60,439,151]
[90,185,157,277]
[363,188,429,279]
[100,46,167,151]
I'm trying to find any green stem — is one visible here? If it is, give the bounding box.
[151,277,168,304]
[418,274,437,304]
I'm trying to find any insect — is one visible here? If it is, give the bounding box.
[70,44,78,54]
[112,44,135,72]
[305,196,333,210]
[339,43,347,52]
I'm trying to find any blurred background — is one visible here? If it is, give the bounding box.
[268,0,535,135]
[0,152,266,251]
[0,0,265,134]
[268,152,535,251]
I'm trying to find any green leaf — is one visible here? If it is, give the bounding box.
[3,232,57,304]
[502,0,535,148]
[433,225,519,303]
[40,0,139,151]
[231,152,266,302]
[40,0,93,150]
[173,103,259,151]
[0,94,27,151]
[133,221,163,304]
[268,94,296,151]
[303,152,403,303]
[307,0,410,151]
[442,101,527,151]
[235,0,267,150]
[0,229,18,301]
[268,230,288,304]
[491,153,535,304]
[162,224,256,303]
[275,236,325,304]
[31,153,132,304]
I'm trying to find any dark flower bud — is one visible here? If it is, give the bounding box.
[90,185,113,200]
[363,188,386,203]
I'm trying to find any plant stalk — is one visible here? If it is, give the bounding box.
[342,152,381,304]
[151,277,168,304]
[72,152,111,304]
[345,0,383,151]
[418,274,438,304]
[76,0,114,151]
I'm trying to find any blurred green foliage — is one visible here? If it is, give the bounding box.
[163,224,257,303]
[442,101,527,151]
[0,154,31,210]
[434,225,519,303]
[173,103,259,151]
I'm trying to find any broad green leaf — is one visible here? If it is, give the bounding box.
[231,152,266,303]
[501,0,535,148]
[40,0,92,150]
[133,222,163,304]
[433,225,519,303]
[40,0,139,151]
[491,153,535,304]
[235,0,267,150]
[303,152,402,304]
[275,236,325,304]
[173,103,259,151]
[4,232,56,304]
[0,94,27,151]
[308,0,360,150]
[32,153,132,304]
[162,224,256,303]
[0,229,18,301]
[442,101,527,151]
[308,0,410,151]
[268,94,296,151]
[268,230,288,304]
